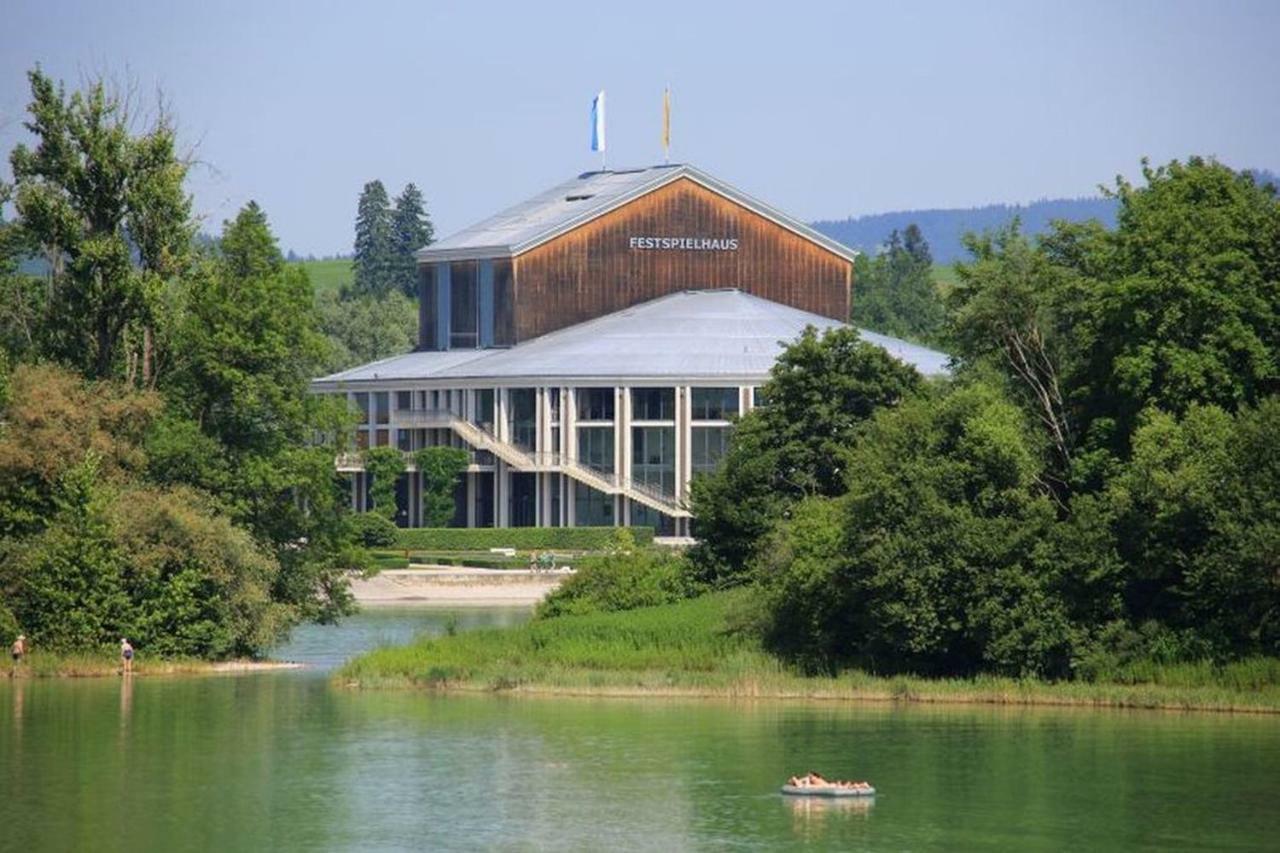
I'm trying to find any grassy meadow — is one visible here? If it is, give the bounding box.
[295,257,353,297]
[336,590,1280,713]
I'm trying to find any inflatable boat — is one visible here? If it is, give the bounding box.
[781,783,876,798]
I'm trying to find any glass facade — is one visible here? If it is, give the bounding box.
[691,426,731,476]
[449,261,478,348]
[574,484,614,526]
[691,387,738,421]
[631,387,675,420]
[374,392,390,424]
[577,387,614,421]
[577,427,614,474]
[510,472,536,527]
[632,426,676,495]
[475,389,495,432]
[629,502,675,536]
[509,388,536,450]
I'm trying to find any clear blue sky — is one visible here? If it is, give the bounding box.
[3,0,1278,256]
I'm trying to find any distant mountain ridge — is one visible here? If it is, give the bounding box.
[812,169,1278,265]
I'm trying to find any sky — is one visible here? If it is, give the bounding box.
[2,0,1278,256]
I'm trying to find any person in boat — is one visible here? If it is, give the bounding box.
[120,638,134,674]
[804,771,830,787]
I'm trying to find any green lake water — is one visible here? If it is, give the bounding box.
[2,607,1278,852]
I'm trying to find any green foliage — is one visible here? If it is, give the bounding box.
[390,182,434,297]
[413,446,469,527]
[8,69,193,379]
[688,325,922,584]
[536,546,691,619]
[363,446,406,523]
[352,180,393,297]
[393,526,654,551]
[759,382,1076,678]
[316,289,417,372]
[853,224,945,344]
[352,512,398,547]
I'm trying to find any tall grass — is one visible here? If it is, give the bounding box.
[337,592,1280,713]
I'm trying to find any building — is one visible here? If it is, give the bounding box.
[310,164,948,535]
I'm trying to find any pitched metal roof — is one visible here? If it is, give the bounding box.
[415,164,859,263]
[311,290,950,388]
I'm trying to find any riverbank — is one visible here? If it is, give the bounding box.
[7,652,302,678]
[350,566,569,606]
[336,591,1280,714]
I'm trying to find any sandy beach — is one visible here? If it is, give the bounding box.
[349,567,570,606]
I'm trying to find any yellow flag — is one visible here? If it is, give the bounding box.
[662,87,671,162]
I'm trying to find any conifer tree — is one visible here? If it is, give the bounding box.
[391,183,434,297]
[352,180,392,296]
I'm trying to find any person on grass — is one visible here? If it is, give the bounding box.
[10,634,26,676]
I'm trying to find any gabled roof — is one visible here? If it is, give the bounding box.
[416,164,859,264]
[311,290,950,388]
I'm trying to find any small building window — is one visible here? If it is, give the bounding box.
[631,387,675,421]
[690,387,738,421]
[576,387,615,421]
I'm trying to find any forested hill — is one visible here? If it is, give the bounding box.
[812,169,1278,264]
[811,197,1117,264]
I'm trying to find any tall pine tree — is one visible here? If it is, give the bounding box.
[352,180,392,296]
[391,183,433,297]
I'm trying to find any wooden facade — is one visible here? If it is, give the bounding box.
[510,177,851,342]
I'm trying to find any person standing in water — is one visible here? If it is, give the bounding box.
[10,634,26,676]
[120,638,134,675]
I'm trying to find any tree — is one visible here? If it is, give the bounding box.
[161,203,358,622]
[9,69,193,381]
[688,326,922,584]
[853,224,945,344]
[316,289,417,372]
[415,446,469,527]
[364,446,406,524]
[391,183,433,297]
[758,381,1077,678]
[352,180,393,297]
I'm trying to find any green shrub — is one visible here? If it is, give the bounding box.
[352,513,398,547]
[536,545,692,619]
[394,526,653,551]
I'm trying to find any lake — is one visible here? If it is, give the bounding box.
[2,607,1278,851]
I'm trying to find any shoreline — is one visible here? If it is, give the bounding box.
[350,566,567,606]
[336,672,1280,715]
[6,655,304,679]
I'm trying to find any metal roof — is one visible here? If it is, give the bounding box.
[311,290,950,388]
[415,164,859,264]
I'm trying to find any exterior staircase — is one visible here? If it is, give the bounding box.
[388,410,690,518]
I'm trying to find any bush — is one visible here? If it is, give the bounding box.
[352,512,398,547]
[537,543,691,619]
[393,526,654,551]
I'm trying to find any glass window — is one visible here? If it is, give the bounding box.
[375,392,390,424]
[354,392,370,425]
[549,474,561,527]
[397,430,412,452]
[493,259,515,347]
[576,427,614,474]
[449,261,478,348]
[509,388,536,450]
[375,429,390,447]
[576,387,614,421]
[396,391,412,412]
[574,485,614,527]
[630,502,675,536]
[691,426,732,476]
[418,265,438,351]
[631,387,675,421]
[474,389,495,432]
[691,387,738,421]
[631,426,675,495]
[752,387,765,408]
[548,387,561,424]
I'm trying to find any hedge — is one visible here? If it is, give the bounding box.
[392,526,654,551]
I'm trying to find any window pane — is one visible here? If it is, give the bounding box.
[631,387,674,420]
[574,484,614,526]
[396,391,412,411]
[509,388,536,450]
[631,426,675,495]
[691,387,738,420]
[449,261,478,348]
[692,426,731,475]
[576,387,614,421]
[576,426,614,473]
[375,392,390,424]
[354,392,370,424]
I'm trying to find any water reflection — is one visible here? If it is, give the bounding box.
[786,793,875,843]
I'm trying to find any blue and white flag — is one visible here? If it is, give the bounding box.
[591,90,606,152]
